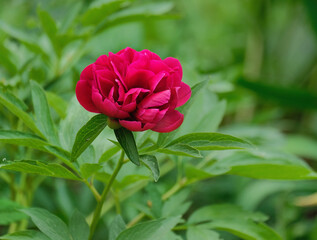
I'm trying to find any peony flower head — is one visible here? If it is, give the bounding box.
[76,47,191,132]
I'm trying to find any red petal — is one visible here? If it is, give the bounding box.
[119,120,155,131]
[176,82,191,107]
[139,90,171,108]
[151,110,184,133]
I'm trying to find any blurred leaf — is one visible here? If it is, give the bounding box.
[185,165,215,183]
[157,80,208,147]
[109,215,126,240]
[140,154,160,182]
[284,135,317,161]
[188,204,281,240]
[21,208,71,240]
[31,80,59,145]
[0,20,50,63]
[0,130,48,151]
[178,90,226,136]
[37,7,60,55]
[0,88,42,137]
[115,127,140,166]
[205,220,282,240]
[98,145,120,163]
[116,216,181,240]
[0,44,17,75]
[166,133,252,151]
[60,2,83,33]
[303,0,317,36]
[0,230,51,240]
[69,210,89,240]
[188,204,267,224]
[157,144,201,158]
[237,77,317,111]
[0,160,80,181]
[80,163,102,179]
[46,92,68,119]
[187,226,221,240]
[81,0,126,26]
[71,114,108,162]
[0,199,26,225]
[96,2,175,34]
[162,190,192,218]
[209,150,317,180]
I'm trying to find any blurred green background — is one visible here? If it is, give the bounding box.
[1,0,317,239]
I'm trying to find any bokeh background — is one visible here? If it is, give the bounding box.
[1,0,317,239]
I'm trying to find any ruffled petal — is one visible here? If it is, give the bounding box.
[76,80,99,113]
[176,82,191,107]
[119,120,155,131]
[139,90,171,109]
[125,69,155,90]
[92,91,129,119]
[151,110,184,133]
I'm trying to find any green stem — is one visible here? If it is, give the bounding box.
[88,151,125,240]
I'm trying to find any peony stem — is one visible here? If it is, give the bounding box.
[88,150,125,240]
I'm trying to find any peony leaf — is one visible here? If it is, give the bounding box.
[114,127,140,166]
[21,208,71,240]
[116,216,181,240]
[166,132,252,151]
[140,154,160,182]
[0,230,51,240]
[31,80,59,145]
[109,215,126,240]
[0,87,42,137]
[69,210,89,240]
[158,144,202,158]
[0,130,49,151]
[71,114,108,162]
[0,160,80,181]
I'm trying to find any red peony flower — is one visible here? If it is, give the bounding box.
[76,47,191,132]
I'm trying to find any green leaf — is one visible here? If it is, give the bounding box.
[21,208,72,240]
[209,150,317,180]
[98,145,121,163]
[162,190,192,218]
[283,135,317,161]
[157,80,208,147]
[0,160,80,181]
[31,80,59,145]
[237,77,317,111]
[37,7,60,55]
[81,0,126,26]
[166,133,252,151]
[0,20,50,63]
[0,88,42,136]
[109,215,126,240]
[0,230,51,240]
[188,204,281,240]
[69,210,89,240]
[46,92,68,119]
[140,155,160,182]
[188,204,267,224]
[80,163,102,179]
[0,199,27,225]
[114,127,140,166]
[205,220,282,240]
[71,114,108,162]
[0,44,17,75]
[0,130,49,151]
[304,0,317,36]
[96,2,175,34]
[158,144,202,158]
[187,227,221,240]
[116,216,181,240]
